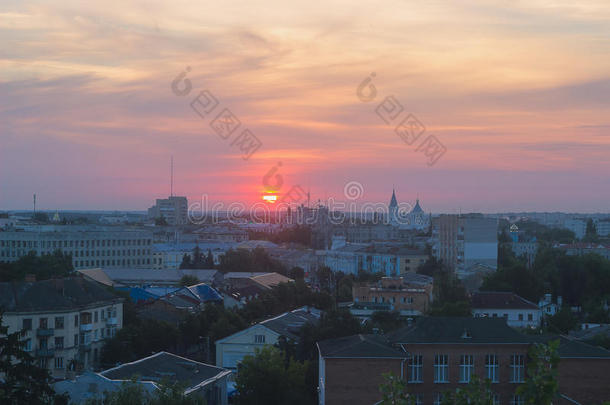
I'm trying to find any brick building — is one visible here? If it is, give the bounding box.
[317,317,610,405]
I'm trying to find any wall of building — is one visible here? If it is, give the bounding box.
[557,358,610,405]
[215,324,279,370]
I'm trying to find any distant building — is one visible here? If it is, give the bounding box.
[511,240,538,268]
[77,267,222,287]
[471,292,542,328]
[595,219,610,237]
[538,293,562,317]
[552,242,610,260]
[0,278,124,379]
[215,307,320,370]
[432,215,498,276]
[194,225,248,242]
[351,274,434,318]
[148,196,188,225]
[563,218,586,239]
[0,227,153,269]
[388,189,430,231]
[152,242,235,269]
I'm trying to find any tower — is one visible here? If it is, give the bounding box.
[389,188,398,225]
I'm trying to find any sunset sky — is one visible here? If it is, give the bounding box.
[1,0,609,212]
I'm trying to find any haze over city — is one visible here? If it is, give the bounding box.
[2,0,610,212]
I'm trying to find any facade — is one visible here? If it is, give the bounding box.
[553,242,610,260]
[432,215,498,275]
[471,292,542,328]
[317,317,610,405]
[0,278,123,379]
[0,227,153,269]
[215,307,320,370]
[563,218,586,239]
[351,274,434,317]
[147,196,188,225]
[510,241,538,268]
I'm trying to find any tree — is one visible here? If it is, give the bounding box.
[204,250,215,268]
[83,378,204,405]
[517,340,560,405]
[378,372,412,405]
[584,219,598,242]
[547,307,577,334]
[234,346,311,405]
[154,216,168,226]
[440,375,495,405]
[0,250,74,282]
[179,254,192,269]
[0,313,68,405]
[179,275,199,287]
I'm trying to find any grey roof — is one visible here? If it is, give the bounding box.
[388,317,533,344]
[78,268,218,286]
[0,277,121,312]
[101,352,230,392]
[318,334,408,358]
[260,307,321,340]
[472,292,539,310]
[557,336,610,358]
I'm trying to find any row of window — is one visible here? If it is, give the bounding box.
[0,239,152,248]
[476,313,535,321]
[74,258,151,267]
[23,327,118,352]
[22,308,118,331]
[370,296,414,304]
[1,248,150,257]
[408,354,525,384]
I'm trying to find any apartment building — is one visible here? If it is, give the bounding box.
[0,277,123,379]
[147,196,188,225]
[432,215,498,275]
[0,226,153,269]
[471,292,542,328]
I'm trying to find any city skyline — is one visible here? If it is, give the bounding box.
[1,1,610,212]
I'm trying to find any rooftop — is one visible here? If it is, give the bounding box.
[260,307,321,340]
[318,334,407,358]
[471,291,539,310]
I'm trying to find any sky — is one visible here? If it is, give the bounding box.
[1,0,609,213]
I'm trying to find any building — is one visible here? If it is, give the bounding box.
[0,227,153,269]
[595,219,610,237]
[351,274,434,318]
[152,242,236,269]
[317,317,610,405]
[0,277,123,379]
[471,292,542,328]
[511,241,538,268]
[78,267,222,287]
[552,242,610,260]
[432,215,498,276]
[538,293,562,317]
[147,196,188,225]
[215,307,320,370]
[93,352,229,405]
[563,218,586,240]
[194,225,248,242]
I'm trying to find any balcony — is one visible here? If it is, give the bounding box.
[80,323,93,332]
[106,317,118,326]
[36,348,55,357]
[36,328,54,337]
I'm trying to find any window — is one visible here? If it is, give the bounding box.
[510,354,525,382]
[434,354,449,383]
[433,393,444,405]
[518,313,524,321]
[94,311,98,323]
[408,354,423,383]
[74,315,79,327]
[459,354,474,383]
[54,337,64,349]
[485,354,499,383]
[254,335,266,344]
[527,313,533,321]
[39,318,48,329]
[413,394,423,405]
[24,339,32,352]
[510,394,524,405]
[54,357,64,369]
[55,317,64,330]
[22,318,32,331]
[492,393,500,405]
[74,334,79,346]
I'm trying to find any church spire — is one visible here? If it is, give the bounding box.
[389,188,398,207]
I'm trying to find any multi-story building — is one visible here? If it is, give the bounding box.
[0,227,154,269]
[432,215,498,276]
[594,219,610,237]
[511,241,538,268]
[0,277,123,379]
[317,317,610,405]
[563,218,586,240]
[147,196,188,225]
[321,244,428,276]
[351,274,434,317]
[151,242,235,269]
[471,292,542,328]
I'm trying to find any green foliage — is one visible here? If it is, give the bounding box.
[83,378,204,405]
[369,311,405,333]
[0,250,74,282]
[248,225,312,246]
[440,376,495,405]
[378,372,412,405]
[179,275,199,287]
[517,340,560,405]
[218,247,286,275]
[427,264,471,316]
[0,313,68,405]
[546,307,578,334]
[234,346,311,405]
[154,216,168,226]
[32,212,50,223]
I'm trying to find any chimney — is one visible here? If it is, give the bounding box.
[24,274,36,283]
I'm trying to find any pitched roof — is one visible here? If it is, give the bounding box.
[471,292,539,310]
[388,317,533,344]
[260,307,321,340]
[100,352,230,394]
[389,189,398,207]
[78,268,219,286]
[318,334,408,358]
[557,336,610,358]
[251,273,293,289]
[0,277,121,312]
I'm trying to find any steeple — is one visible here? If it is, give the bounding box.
[412,198,423,213]
[389,188,398,207]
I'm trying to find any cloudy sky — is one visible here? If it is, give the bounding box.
[1,0,609,212]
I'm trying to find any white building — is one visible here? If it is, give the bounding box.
[215,307,320,370]
[564,218,586,239]
[147,196,188,225]
[471,291,542,328]
[0,226,153,269]
[0,278,123,379]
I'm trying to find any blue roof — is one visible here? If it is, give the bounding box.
[187,283,223,302]
[117,287,158,303]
